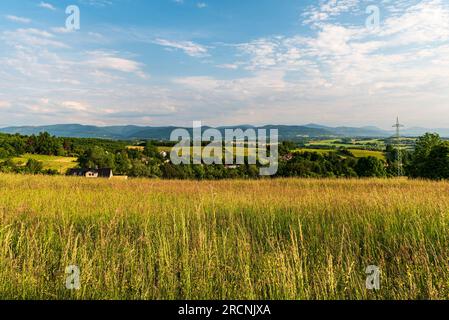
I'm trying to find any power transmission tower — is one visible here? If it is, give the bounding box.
[392,117,404,176]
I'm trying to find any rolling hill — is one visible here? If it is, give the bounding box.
[1,123,446,140]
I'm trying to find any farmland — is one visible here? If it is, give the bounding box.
[306,138,385,149]
[155,145,387,160]
[1,173,449,299]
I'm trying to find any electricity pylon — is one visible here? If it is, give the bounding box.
[392,117,404,176]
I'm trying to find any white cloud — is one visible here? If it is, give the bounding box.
[216,64,239,70]
[62,101,89,111]
[88,32,104,39]
[78,0,112,7]
[303,0,360,25]
[168,0,449,127]
[379,0,449,45]
[2,28,69,49]
[237,36,313,71]
[0,28,156,125]
[51,27,73,34]
[0,101,11,109]
[154,38,209,57]
[5,15,31,24]
[85,51,148,78]
[39,2,56,11]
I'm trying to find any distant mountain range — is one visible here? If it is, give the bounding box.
[0,123,448,140]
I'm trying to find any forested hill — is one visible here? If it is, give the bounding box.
[0,124,393,140]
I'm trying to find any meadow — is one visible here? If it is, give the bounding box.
[11,154,78,174]
[294,148,386,160]
[0,173,449,300]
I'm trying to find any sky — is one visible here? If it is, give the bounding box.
[0,0,448,128]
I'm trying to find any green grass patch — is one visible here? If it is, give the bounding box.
[349,149,386,160]
[11,154,78,174]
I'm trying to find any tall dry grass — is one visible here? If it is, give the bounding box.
[0,173,449,299]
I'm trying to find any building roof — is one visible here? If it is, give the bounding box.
[67,168,113,178]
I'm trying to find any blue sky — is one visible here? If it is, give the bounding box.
[0,0,448,128]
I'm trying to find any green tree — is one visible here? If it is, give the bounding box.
[355,156,386,177]
[278,141,297,156]
[0,159,17,173]
[28,132,64,156]
[25,159,43,174]
[408,133,442,178]
[78,147,115,170]
[192,165,206,180]
[129,159,150,177]
[143,141,161,159]
[0,147,10,159]
[114,152,132,175]
[386,144,411,177]
[420,142,449,180]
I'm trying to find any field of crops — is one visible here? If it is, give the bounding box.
[0,174,449,300]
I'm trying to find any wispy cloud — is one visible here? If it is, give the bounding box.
[171,0,449,126]
[78,0,113,7]
[303,0,360,25]
[216,64,239,70]
[5,15,31,24]
[0,101,11,109]
[154,38,209,57]
[3,28,69,48]
[38,2,56,11]
[85,51,148,78]
[62,101,89,111]
[1,0,449,127]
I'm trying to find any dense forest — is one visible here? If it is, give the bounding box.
[0,132,448,180]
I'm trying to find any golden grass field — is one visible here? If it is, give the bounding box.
[1,173,449,300]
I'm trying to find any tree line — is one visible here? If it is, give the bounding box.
[0,132,448,180]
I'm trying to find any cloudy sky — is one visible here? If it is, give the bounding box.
[0,0,448,128]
